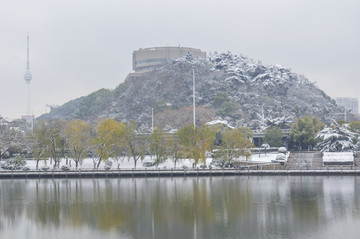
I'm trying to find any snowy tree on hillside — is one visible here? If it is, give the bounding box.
[254,113,293,132]
[315,121,359,152]
[41,50,341,127]
[265,116,293,129]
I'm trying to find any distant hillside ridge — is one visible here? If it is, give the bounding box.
[39,52,341,130]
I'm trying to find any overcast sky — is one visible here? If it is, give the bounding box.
[1,0,359,120]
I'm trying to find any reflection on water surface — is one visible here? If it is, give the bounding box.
[1,176,360,239]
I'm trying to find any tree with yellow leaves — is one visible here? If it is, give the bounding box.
[35,120,66,169]
[123,121,148,169]
[150,127,168,167]
[30,120,49,169]
[110,121,126,169]
[168,132,182,168]
[178,124,215,166]
[64,119,93,169]
[91,119,124,169]
[215,127,254,163]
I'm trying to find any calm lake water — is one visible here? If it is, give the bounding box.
[1,176,360,239]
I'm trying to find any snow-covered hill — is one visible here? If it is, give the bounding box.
[40,52,341,130]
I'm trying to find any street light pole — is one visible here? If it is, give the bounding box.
[334,108,348,122]
[345,108,347,122]
[152,107,154,133]
[193,68,196,129]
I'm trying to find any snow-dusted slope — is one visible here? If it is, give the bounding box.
[40,52,340,129]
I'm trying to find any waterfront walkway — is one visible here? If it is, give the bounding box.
[2,167,360,179]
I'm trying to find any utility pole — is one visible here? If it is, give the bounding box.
[151,107,154,133]
[345,108,347,122]
[193,68,196,129]
[335,108,348,122]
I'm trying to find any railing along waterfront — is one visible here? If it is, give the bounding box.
[2,166,360,179]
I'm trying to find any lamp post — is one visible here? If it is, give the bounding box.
[193,68,196,129]
[152,107,154,133]
[335,108,349,122]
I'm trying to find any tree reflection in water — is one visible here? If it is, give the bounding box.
[1,176,360,239]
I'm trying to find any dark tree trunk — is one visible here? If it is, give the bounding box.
[96,159,102,169]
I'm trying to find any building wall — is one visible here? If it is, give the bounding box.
[133,46,206,72]
[335,97,359,115]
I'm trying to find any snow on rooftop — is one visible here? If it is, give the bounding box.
[205,120,234,129]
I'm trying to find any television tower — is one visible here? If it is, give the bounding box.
[24,33,32,115]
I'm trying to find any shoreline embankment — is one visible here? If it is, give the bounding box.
[2,168,360,179]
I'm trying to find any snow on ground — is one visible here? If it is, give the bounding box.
[250,152,281,163]
[1,152,283,171]
[323,152,354,162]
[22,156,214,171]
[3,152,358,171]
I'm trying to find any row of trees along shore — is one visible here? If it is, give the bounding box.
[2,116,360,169]
[1,118,253,169]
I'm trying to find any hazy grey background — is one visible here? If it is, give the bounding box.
[1,0,359,119]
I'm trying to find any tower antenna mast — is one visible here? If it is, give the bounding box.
[24,33,32,115]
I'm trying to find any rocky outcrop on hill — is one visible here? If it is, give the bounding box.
[39,52,341,130]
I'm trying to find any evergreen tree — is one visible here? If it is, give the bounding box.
[316,121,359,152]
[263,126,283,147]
[290,116,324,150]
[350,121,360,133]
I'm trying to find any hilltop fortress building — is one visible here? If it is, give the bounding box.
[132,46,206,72]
